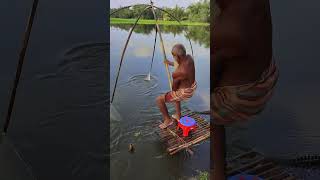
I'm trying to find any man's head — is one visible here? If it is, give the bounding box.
[171,44,186,63]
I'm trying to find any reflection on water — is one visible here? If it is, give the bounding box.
[110,24,210,179]
[111,24,210,48]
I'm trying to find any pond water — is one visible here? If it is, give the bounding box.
[110,24,210,179]
[0,1,107,179]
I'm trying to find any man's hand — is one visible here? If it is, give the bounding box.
[164,59,174,66]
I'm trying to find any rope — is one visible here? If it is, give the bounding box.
[153,6,195,58]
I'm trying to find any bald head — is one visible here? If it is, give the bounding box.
[172,44,186,58]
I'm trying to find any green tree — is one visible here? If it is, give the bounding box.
[110,0,210,23]
[186,0,210,22]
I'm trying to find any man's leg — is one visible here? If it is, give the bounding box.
[213,124,226,180]
[173,101,181,121]
[156,95,173,129]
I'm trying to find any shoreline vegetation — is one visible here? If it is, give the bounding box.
[110,0,209,26]
[110,18,209,26]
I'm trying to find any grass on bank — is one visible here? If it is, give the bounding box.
[196,170,209,180]
[110,18,209,26]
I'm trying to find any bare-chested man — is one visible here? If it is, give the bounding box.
[157,44,197,129]
[212,0,278,179]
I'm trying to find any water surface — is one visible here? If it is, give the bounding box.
[110,24,210,179]
[0,1,107,179]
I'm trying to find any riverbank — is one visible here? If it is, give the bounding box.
[110,18,209,26]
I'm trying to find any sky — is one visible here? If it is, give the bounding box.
[110,0,201,8]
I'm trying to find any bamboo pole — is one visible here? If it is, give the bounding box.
[110,6,151,103]
[168,130,210,152]
[265,172,289,180]
[146,24,158,78]
[169,132,210,154]
[3,0,39,134]
[227,157,266,176]
[245,162,275,174]
[158,120,193,155]
[150,2,172,90]
[256,167,281,177]
[166,125,194,155]
[153,6,194,57]
[227,150,255,162]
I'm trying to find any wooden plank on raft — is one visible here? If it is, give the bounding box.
[226,150,297,179]
[156,108,210,155]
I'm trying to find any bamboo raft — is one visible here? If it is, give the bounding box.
[156,109,297,179]
[156,109,210,155]
[226,150,297,179]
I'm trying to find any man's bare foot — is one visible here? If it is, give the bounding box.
[171,114,181,122]
[159,118,173,129]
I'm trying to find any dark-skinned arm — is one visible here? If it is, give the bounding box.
[211,50,224,89]
[172,71,185,91]
[164,59,174,66]
[172,79,180,91]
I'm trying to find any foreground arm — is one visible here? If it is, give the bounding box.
[172,71,185,90]
[212,50,224,89]
[164,59,174,66]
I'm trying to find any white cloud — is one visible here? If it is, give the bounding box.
[133,47,153,58]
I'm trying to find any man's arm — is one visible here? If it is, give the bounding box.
[172,79,180,91]
[172,71,185,90]
[172,71,185,81]
[211,50,224,89]
[164,59,174,66]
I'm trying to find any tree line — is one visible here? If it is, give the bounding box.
[110,0,210,23]
[111,24,209,48]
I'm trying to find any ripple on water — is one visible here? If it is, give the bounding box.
[127,74,159,96]
[36,42,108,81]
[110,105,123,152]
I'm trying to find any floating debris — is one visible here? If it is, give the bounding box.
[128,143,135,153]
[134,132,141,137]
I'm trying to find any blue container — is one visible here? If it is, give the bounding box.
[179,116,196,127]
[228,174,263,180]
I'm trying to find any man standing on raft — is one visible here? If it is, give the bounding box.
[157,44,197,129]
[212,0,278,179]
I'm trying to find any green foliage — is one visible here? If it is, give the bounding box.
[110,18,209,26]
[187,0,210,22]
[186,26,210,48]
[196,170,209,180]
[110,0,210,23]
